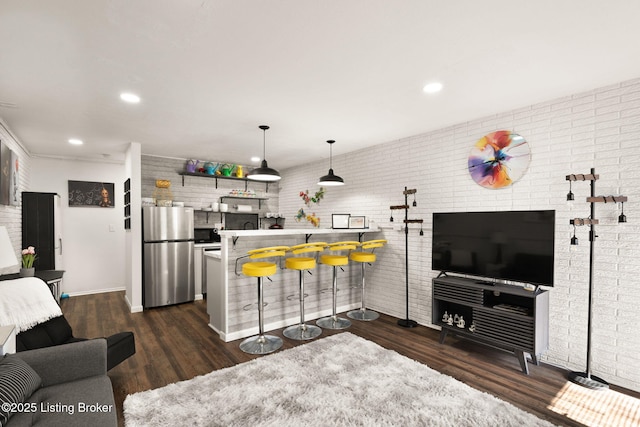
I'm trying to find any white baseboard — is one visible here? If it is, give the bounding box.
[219,302,361,343]
[124,293,144,313]
[65,286,126,297]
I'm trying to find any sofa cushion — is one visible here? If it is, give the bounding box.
[16,316,73,351]
[10,375,116,427]
[0,356,42,427]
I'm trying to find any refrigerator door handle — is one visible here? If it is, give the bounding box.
[59,237,62,255]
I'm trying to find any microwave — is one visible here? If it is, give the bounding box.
[194,228,220,243]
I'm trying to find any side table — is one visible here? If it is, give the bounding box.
[0,324,16,355]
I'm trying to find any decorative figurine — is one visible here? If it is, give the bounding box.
[447,314,454,325]
[457,316,465,328]
[442,311,449,323]
[469,321,476,333]
[454,314,459,324]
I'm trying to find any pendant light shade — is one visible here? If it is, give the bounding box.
[248,125,281,182]
[318,140,344,186]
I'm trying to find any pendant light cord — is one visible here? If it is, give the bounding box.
[327,139,336,170]
[259,125,270,163]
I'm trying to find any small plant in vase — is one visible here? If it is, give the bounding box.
[21,246,37,276]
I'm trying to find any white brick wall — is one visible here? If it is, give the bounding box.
[0,118,31,275]
[279,78,640,392]
[140,156,280,228]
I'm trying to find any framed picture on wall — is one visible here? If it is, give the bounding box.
[332,214,350,229]
[0,141,10,205]
[349,216,366,229]
[68,180,115,207]
[9,149,19,206]
[0,142,20,206]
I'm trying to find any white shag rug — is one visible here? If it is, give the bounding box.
[124,332,555,427]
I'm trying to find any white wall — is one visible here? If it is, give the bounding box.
[125,142,143,312]
[279,78,640,392]
[30,157,127,295]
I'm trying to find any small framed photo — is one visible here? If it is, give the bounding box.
[332,214,350,229]
[349,216,366,229]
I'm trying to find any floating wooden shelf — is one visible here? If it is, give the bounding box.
[404,219,424,224]
[586,195,628,203]
[566,173,599,181]
[390,204,409,210]
[570,218,599,226]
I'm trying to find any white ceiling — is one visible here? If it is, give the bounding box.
[1,1,640,169]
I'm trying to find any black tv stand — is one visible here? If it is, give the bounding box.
[432,276,549,374]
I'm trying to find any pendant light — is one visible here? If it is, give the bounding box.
[318,140,344,186]
[248,125,281,182]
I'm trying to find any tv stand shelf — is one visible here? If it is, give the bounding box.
[432,276,549,374]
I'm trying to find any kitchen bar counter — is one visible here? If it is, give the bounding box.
[205,226,381,342]
[218,226,379,238]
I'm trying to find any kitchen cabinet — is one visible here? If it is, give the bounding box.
[205,252,224,333]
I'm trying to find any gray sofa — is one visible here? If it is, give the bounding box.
[1,339,117,427]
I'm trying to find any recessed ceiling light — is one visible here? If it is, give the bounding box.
[68,138,83,145]
[120,92,141,103]
[251,156,261,163]
[423,82,443,94]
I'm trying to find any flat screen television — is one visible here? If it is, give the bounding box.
[432,210,555,286]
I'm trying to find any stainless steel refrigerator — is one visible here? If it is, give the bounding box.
[143,206,195,308]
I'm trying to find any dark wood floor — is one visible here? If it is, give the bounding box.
[61,292,640,427]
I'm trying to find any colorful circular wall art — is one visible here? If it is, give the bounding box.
[467,130,530,189]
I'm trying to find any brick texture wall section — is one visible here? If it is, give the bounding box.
[0,119,31,275]
[278,78,640,392]
[140,156,280,229]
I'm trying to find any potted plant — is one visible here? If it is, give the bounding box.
[20,246,37,276]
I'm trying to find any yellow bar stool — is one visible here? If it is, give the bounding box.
[283,242,327,340]
[316,241,361,330]
[347,239,387,321]
[239,245,289,355]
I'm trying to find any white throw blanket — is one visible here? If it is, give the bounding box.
[0,277,63,333]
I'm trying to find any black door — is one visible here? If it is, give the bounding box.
[22,192,56,270]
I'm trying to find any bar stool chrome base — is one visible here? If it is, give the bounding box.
[239,334,283,355]
[347,308,379,321]
[316,315,351,330]
[283,323,322,340]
